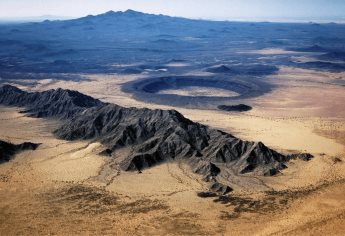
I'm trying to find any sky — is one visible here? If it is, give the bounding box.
[0,0,344,22]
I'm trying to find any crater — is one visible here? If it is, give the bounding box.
[122,76,271,109]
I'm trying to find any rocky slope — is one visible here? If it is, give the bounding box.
[0,140,40,163]
[0,85,102,119]
[0,85,309,193]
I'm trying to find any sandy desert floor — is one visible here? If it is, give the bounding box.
[1,66,345,235]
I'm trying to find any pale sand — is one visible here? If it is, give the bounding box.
[164,62,190,67]
[158,86,240,97]
[0,107,344,235]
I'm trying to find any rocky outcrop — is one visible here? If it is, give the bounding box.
[218,104,252,112]
[0,140,40,163]
[209,182,233,195]
[286,153,314,161]
[0,85,308,193]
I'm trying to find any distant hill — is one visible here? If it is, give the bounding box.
[0,15,71,23]
[319,51,345,61]
[206,65,233,73]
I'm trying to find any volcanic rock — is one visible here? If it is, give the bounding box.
[0,84,102,119]
[0,85,307,191]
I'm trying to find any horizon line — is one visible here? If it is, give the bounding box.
[0,9,344,24]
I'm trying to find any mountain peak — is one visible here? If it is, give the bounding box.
[101,9,144,17]
[124,9,142,15]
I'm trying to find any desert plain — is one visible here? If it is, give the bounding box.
[1,10,345,236]
[1,63,345,235]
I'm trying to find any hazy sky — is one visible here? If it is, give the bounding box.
[0,0,344,21]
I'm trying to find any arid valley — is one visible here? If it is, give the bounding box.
[1,5,345,236]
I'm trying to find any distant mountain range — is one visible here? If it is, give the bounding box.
[0,15,71,23]
[0,9,344,75]
[1,9,344,24]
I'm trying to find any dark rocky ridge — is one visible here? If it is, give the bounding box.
[218,104,252,112]
[0,85,310,193]
[0,84,102,119]
[51,100,288,178]
[0,140,40,163]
